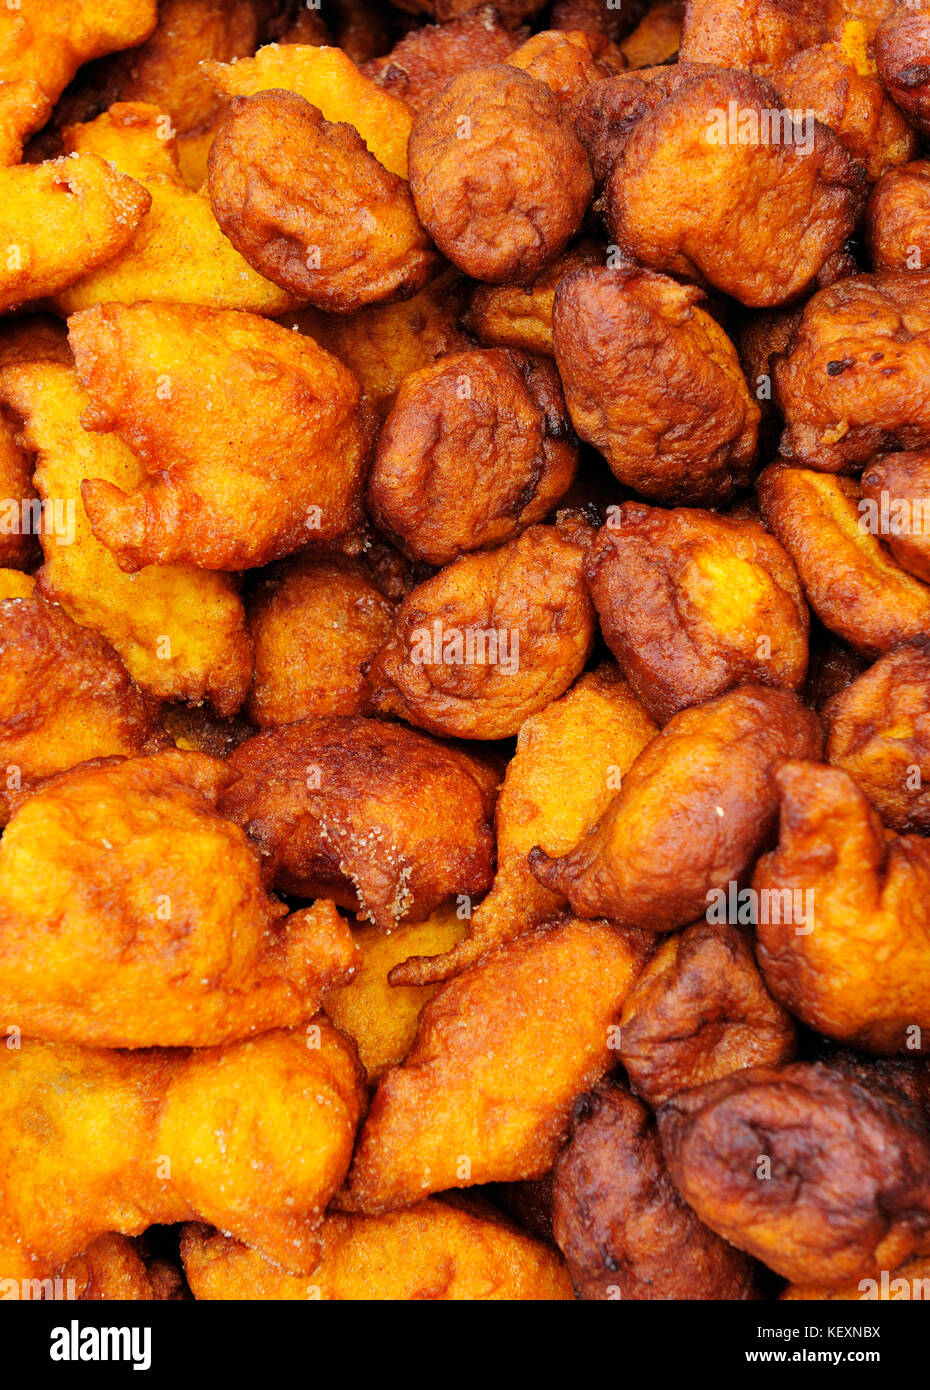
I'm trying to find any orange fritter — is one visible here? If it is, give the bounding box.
[0,79,51,166]
[859,451,930,583]
[363,6,526,111]
[506,28,625,103]
[58,1234,187,1303]
[867,162,930,272]
[464,239,603,358]
[875,7,930,134]
[0,0,157,113]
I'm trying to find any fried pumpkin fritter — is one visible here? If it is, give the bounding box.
[584,503,809,722]
[678,0,828,71]
[753,761,930,1054]
[219,716,498,930]
[553,265,760,505]
[867,161,930,272]
[208,89,440,312]
[621,1,684,68]
[0,79,51,167]
[69,301,374,571]
[464,238,603,358]
[757,463,930,658]
[245,552,396,727]
[618,922,797,1108]
[0,750,359,1047]
[859,450,930,584]
[552,1082,761,1300]
[367,520,596,739]
[0,360,253,714]
[363,5,525,111]
[344,915,652,1213]
[505,28,625,103]
[369,348,577,566]
[0,1027,364,1280]
[605,67,865,308]
[0,594,164,823]
[57,1233,187,1303]
[783,1257,930,1301]
[658,1060,930,1286]
[875,7,930,135]
[391,664,657,986]
[529,685,822,931]
[180,1199,573,1300]
[407,65,594,284]
[825,638,930,833]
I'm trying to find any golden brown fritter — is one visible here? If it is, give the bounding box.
[550,0,647,42]
[867,161,930,271]
[529,685,823,930]
[282,265,473,420]
[180,1200,573,1300]
[0,594,164,823]
[363,6,526,110]
[783,1257,930,1301]
[505,28,625,103]
[245,552,396,727]
[875,7,930,134]
[753,760,930,1053]
[204,41,412,178]
[0,570,35,601]
[219,716,498,930]
[464,239,603,357]
[757,463,930,657]
[0,0,156,114]
[0,312,72,369]
[58,1234,187,1302]
[553,265,760,504]
[55,102,293,314]
[407,65,593,284]
[344,915,652,1213]
[658,1061,930,1286]
[861,450,930,582]
[367,520,596,739]
[69,301,374,571]
[208,90,439,311]
[0,1027,364,1280]
[621,1,684,68]
[0,154,150,312]
[552,1082,761,1300]
[619,923,797,1107]
[325,904,468,1082]
[678,0,828,71]
[567,67,687,187]
[605,68,865,308]
[825,640,930,832]
[368,348,577,566]
[0,750,359,1047]
[391,664,656,986]
[584,504,809,722]
[395,0,546,25]
[775,273,930,470]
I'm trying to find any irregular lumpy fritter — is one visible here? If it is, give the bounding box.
[860,450,930,584]
[219,717,498,931]
[553,265,760,504]
[875,7,930,135]
[368,348,577,565]
[407,65,593,284]
[867,162,930,272]
[529,685,822,930]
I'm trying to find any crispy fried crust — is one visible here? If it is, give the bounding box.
[859,450,930,583]
[344,915,652,1212]
[369,348,577,565]
[552,1082,761,1299]
[0,1027,365,1279]
[658,1061,930,1286]
[757,462,930,656]
[220,716,498,930]
[0,80,51,166]
[584,503,809,721]
[0,750,360,1047]
[553,265,760,504]
[464,238,602,357]
[618,923,797,1107]
[407,65,593,284]
[529,685,823,930]
[875,8,930,134]
[367,521,596,739]
[180,1199,573,1300]
[679,0,828,72]
[753,761,930,1053]
[867,161,930,272]
[363,6,525,110]
[60,1234,187,1302]
[506,29,625,104]
[69,301,374,571]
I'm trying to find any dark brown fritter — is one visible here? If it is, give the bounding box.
[464,238,603,357]
[567,65,705,187]
[553,1082,762,1300]
[366,520,597,739]
[362,6,525,111]
[875,7,930,134]
[757,463,930,657]
[604,67,865,308]
[735,304,804,454]
[550,0,648,43]
[867,161,930,272]
[658,1061,930,1286]
[753,760,930,1052]
[407,65,593,284]
[505,28,625,104]
[552,265,760,505]
[219,716,498,930]
[860,450,930,582]
[775,273,930,471]
[245,552,397,727]
[208,89,439,312]
[679,0,825,69]
[584,503,809,722]
[618,923,797,1108]
[529,685,823,931]
[368,348,577,566]
[804,624,868,710]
